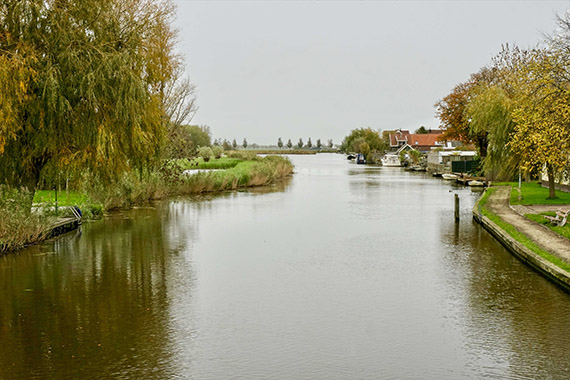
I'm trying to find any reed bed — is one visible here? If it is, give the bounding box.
[0,186,54,254]
[1,156,293,253]
[89,155,294,210]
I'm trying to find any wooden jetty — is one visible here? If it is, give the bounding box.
[47,207,82,238]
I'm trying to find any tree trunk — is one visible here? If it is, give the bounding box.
[546,163,557,199]
[20,167,41,211]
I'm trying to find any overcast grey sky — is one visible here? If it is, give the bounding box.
[173,0,569,145]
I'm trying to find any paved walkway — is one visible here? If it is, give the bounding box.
[486,186,570,263]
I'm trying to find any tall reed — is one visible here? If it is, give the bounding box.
[0,186,53,254]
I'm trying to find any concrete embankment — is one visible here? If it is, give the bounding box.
[473,186,570,293]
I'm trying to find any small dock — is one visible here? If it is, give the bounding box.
[47,207,83,238]
[48,216,81,238]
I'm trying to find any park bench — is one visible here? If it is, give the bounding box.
[544,209,570,227]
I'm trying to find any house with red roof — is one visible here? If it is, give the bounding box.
[387,129,452,152]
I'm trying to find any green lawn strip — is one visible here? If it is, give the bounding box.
[33,190,103,219]
[492,182,570,205]
[525,213,570,240]
[478,188,570,272]
[34,190,90,206]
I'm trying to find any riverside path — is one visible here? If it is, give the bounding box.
[485,186,570,263]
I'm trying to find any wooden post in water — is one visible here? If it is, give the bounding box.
[54,187,58,215]
[454,194,459,222]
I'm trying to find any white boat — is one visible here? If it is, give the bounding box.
[442,173,457,180]
[468,180,485,187]
[381,154,401,167]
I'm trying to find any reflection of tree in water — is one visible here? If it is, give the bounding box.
[439,218,570,379]
[0,180,294,379]
[0,206,190,379]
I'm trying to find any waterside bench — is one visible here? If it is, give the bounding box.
[544,209,570,227]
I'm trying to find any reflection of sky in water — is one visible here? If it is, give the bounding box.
[2,154,570,379]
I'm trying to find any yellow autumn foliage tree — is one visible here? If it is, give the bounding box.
[510,51,570,198]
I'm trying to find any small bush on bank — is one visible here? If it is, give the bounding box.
[198,146,213,162]
[212,145,223,159]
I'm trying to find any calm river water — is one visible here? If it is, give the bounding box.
[2,154,570,379]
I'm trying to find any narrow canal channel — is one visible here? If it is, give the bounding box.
[2,154,570,379]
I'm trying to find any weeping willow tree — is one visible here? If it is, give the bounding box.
[466,84,518,180]
[0,0,179,199]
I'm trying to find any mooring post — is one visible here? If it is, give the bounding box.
[454,193,459,222]
[54,187,58,215]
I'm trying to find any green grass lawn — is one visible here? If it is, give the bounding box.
[525,212,570,240]
[33,190,90,206]
[493,182,570,205]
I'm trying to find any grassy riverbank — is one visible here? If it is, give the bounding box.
[478,187,570,272]
[0,155,293,254]
[162,155,294,199]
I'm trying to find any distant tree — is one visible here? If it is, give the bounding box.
[187,125,211,149]
[198,146,213,162]
[328,139,333,148]
[307,138,312,148]
[277,137,283,149]
[212,145,223,159]
[232,139,238,149]
[316,138,322,149]
[415,126,428,134]
[213,139,220,146]
[287,139,293,149]
[297,138,304,149]
[242,138,248,149]
[165,124,211,159]
[340,128,387,153]
[222,139,232,151]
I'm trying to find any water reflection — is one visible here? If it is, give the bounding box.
[1,154,570,379]
[438,207,570,379]
[0,208,174,379]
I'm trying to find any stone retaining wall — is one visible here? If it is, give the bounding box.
[473,195,570,293]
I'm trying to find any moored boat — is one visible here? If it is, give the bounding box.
[381,154,401,167]
[442,173,457,180]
